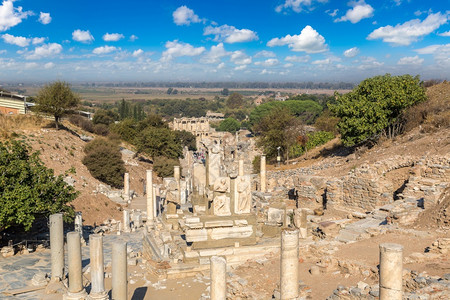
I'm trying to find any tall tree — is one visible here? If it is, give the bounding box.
[35,81,80,129]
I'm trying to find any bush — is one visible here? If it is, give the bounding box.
[314,110,340,135]
[252,155,261,174]
[93,123,109,136]
[0,140,77,231]
[93,109,119,125]
[153,156,179,177]
[135,127,183,159]
[289,131,335,158]
[68,115,95,133]
[217,117,241,133]
[82,138,126,188]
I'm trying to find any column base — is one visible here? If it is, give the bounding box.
[88,291,109,300]
[63,289,88,300]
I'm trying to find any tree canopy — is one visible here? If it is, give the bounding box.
[226,93,245,109]
[0,140,77,232]
[330,74,426,146]
[35,81,80,129]
[217,117,241,133]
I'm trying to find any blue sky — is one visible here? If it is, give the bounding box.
[0,0,449,82]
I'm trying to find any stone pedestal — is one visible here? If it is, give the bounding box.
[146,170,154,225]
[89,235,108,300]
[379,243,403,300]
[64,232,87,300]
[124,173,130,201]
[50,213,64,281]
[260,155,266,193]
[280,230,299,300]
[210,256,227,300]
[112,242,127,300]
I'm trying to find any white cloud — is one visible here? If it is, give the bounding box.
[173,6,201,26]
[255,58,279,67]
[161,40,205,62]
[397,55,424,65]
[25,62,38,69]
[344,47,360,57]
[0,0,32,32]
[217,62,225,69]
[254,50,276,58]
[276,0,328,13]
[267,25,327,53]
[335,0,374,24]
[326,9,339,17]
[312,58,331,65]
[32,37,45,45]
[1,33,29,47]
[129,35,138,41]
[357,56,384,70]
[234,65,247,71]
[93,46,118,55]
[25,43,62,60]
[438,31,450,37]
[103,33,124,42]
[415,44,445,54]
[367,12,448,46]
[393,0,402,6]
[284,63,294,68]
[132,49,144,57]
[230,50,252,65]
[260,69,275,75]
[285,55,310,62]
[72,29,94,43]
[415,44,450,66]
[201,43,229,64]
[44,62,55,69]
[204,25,258,43]
[38,12,51,25]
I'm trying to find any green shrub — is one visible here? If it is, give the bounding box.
[217,117,241,133]
[93,123,109,136]
[289,131,335,158]
[153,156,179,177]
[252,155,261,174]
[82,138,125,188]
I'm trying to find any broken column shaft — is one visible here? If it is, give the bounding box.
[112,241,128,300]
[123,210,130,232]
[239,159,244,176]
[379,243,403,300]
[146,170,154,225]
[280,229,299,300]
[210,256,227,300]
[50,213,64,281]
[260,155,266,193]
[65,232,87,299]
[89,234,108,300]
[124,172,130,201]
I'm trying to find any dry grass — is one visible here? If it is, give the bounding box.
[0,114,50,139]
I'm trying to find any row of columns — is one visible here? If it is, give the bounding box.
[50,214,128,300]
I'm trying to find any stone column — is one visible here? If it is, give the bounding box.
[379,243,403,300]
[299,209,308,239]
[238,159,244,176]
[210,256,227,300]
[123,210,130,233]
[260,155,266,193]
[74,212,82,237]
[153,185,157,218]
[50,213,64,281]
[280,229,299,300]
[112,242,128,300]
[65,232,87,299]
[124,172,130,201]
[230,175,237,215]
[174,166,181,204]
[89,234,108,300]
[146,170,154,225]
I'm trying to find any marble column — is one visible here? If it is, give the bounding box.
[64,232,87,299]
[50,213,64,281]
[123,173,130,201]
[89,235,108,300]
[260,155,266,193]
[379,243,403,300]
[280,229,299,300]
[146,170,154,225]
[210,256,227,300]
[74,212,83,237]
[123,210,130,233]
[112,242,127,300]
[153,185,157,218]
[174,166,181,204]
[299,209,308,239]
[238,159,244,177]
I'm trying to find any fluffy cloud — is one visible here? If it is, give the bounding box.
[161,40,205,62]
[129,35,138,41]
[72,29,94,43]
[132,49,144,57]
[276,0,328,13]
[32,37,45,45]
[254,50,276,58]
[38,12,51,25]
[438,31,450,37]
[397,55,424,65]
[357,56,384,70]
[93,46,118,55]
[201,43,229,64]
[44,62,55,69]
[344,47,360,57]
[25,43,62,60]
[173,6,201,25]
[204,25,258,43]
[255,58,279,67]
[312,58,331,65]
[103,33,124,42]
[230,50,252,65]
[335,1,374,24]
[367,12,448,46]
[0,0,31,32]
[1,33,29,47]
[267,25,327,53]
[415,44,450,66]
[234,65,247,71]
[285,55,310,62]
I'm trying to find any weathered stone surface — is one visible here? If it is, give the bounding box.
[210,226,253,240]
[186,229,208,242]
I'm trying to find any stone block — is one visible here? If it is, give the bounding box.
[234,220,248,226]
[268,207,284,224]
[210,226,253,240]
[186,229,208,242]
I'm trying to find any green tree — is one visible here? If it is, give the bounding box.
[35,81,80,129]
[226,93,245,109]
[221,88,230,96]
[330,74,427,146]
[175,130,197,151]
[82,138,126,188]
[217,117,241,133]
[93,109,119,125]
[135,127,183,159]
[0,140,77,232]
